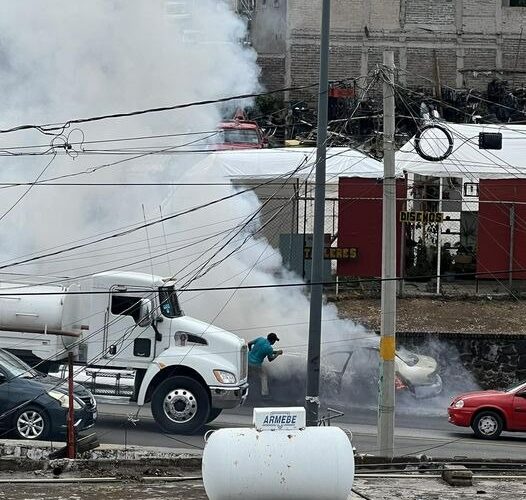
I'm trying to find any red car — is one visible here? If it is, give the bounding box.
[448,380,526,439]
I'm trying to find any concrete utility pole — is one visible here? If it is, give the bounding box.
[305,0,331,427]
[378,50,396,457]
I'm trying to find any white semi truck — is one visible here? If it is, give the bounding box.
[0,271,248,434]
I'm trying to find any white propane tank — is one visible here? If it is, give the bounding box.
[202,408,354,500]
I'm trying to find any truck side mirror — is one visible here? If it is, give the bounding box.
[137,299,153,328]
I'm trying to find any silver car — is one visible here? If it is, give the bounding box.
[324,341,443,399]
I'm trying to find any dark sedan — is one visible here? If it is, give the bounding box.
[0,349,97,440]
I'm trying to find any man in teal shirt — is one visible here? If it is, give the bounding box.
[248,332,283,398]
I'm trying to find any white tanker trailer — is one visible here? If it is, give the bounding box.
[0,271,248,434]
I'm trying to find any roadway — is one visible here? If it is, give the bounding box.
[94,401,526,460]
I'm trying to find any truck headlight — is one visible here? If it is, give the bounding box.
[213,370,237,384]
[48,390,82,409]
[453,399,464,409]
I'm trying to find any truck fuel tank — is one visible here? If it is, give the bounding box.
[0,282,84,337]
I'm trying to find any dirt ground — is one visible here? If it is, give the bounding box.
[0,481,207,500]
[3,477,526,500]
[334,296,526,334]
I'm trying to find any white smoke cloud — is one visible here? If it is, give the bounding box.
[0,0,259,268]
[0,0,368,357]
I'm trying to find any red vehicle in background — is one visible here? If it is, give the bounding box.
[448,380,526,439]
[213,110,268,150]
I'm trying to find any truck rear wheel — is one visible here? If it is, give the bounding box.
[151,376,210,435]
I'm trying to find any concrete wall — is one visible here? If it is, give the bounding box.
[249,0,526,100]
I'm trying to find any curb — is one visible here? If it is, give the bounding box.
[0,439,202,471]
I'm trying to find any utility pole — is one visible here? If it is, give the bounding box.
[305,0,331,427]
[436,177,443,295]
[378,50,396,457]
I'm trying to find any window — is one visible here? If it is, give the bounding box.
[221,129,261,144]
[111,295,142,323]
[0,350,37,379]
[159,287,182,318]
[507,0,526,6]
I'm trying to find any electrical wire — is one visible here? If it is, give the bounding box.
[393,82,525,299]
[0,79,358,135]
[0,153,57,223]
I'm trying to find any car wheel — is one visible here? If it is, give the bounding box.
[206,408,222,424]
[151,376,210,435]
[14,406,50,440]
[472,411,503,439]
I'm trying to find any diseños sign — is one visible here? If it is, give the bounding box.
[399,211,444,223]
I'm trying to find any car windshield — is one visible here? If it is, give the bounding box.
[222,129,260,144]
[505,379,526,392]
[159,286,182,318]
[0,350,37,378]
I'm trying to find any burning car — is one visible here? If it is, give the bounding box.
[323,340,443,400]
[257,337,442,405]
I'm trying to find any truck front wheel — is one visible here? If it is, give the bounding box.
[151,376,210,435]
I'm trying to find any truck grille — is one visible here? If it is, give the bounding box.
[240,344,248,381]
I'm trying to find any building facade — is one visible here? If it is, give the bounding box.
[246,0,526,100]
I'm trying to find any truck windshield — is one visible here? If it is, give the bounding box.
[159,287,182,318]
[222,129,260,144]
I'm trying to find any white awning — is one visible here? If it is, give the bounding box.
[197,147,384,181]
[397,123,526,180]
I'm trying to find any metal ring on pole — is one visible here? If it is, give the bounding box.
[414,124,454,162]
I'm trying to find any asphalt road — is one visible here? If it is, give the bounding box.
[93,400,526,460]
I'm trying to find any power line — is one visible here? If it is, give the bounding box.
[0,153,57,223]
[0,130,219,153]
[394,87,524,298]
[0,170,305,273]
[0,267,525,296]
[0,80,358,135]
[0,143,368,282]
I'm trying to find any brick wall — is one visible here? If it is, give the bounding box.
[289,43,320,102]
[250,1,526,100]
[406,47,457,88]
[257,55,286,92]
[462,0,496,33]
[405,0,455,26]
